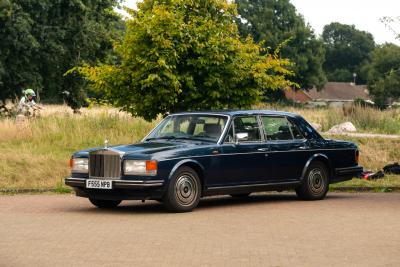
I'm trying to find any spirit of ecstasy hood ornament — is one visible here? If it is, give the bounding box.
[104,139,109,149]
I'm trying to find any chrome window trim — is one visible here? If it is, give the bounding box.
[221,114,265,144]
[260,115,306,142]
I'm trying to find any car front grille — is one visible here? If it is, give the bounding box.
[89,150,121,179]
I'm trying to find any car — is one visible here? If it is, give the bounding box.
[65,110,363,212]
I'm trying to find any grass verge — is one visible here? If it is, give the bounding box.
[0,107,399,192]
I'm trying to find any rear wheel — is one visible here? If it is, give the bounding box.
[163,166,201,212]
[89,198,121,208]
[296,161,329,200]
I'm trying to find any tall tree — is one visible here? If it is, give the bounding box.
[363,44,400,107]
[381,16,400,40]
[77,0,295,121]
[235,0,326,90]
[0,0,41,104]
[0,0,123,111]
[322,22,375,83]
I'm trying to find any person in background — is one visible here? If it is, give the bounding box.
[18,88,42,116]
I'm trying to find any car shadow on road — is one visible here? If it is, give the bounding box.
[64,192,353,214]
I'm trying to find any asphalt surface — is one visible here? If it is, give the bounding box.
[0,193,399,267]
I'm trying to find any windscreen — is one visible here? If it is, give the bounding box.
[146,115,228,142]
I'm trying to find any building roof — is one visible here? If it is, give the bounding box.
[305,82,371,101]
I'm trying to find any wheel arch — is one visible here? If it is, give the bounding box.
[168,159,205,192]
[301,154,333,182]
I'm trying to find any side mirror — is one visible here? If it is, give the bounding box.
[235,132,249,144]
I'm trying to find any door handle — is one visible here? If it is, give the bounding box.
[257,148,268,152]
[298,146,308,150]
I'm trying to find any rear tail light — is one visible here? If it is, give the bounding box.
[70,158,74,169]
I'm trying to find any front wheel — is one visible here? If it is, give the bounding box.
[89,198,121,208]
[163,166,201,212]
[296,161,329,200]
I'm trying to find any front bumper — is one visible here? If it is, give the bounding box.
[65,177,164,189]
[65,178,165,200]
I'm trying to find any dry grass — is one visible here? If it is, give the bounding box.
[256,103,400,134]
[324,135,400,171]
[0,111,157,189]
[0,105,399,190]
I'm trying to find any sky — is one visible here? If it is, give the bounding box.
[121,0,400,45]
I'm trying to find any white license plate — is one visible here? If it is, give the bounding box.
[86,179,113,190]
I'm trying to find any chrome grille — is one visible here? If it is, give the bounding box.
[89,150,121,179]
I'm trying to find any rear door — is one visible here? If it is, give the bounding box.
[260,116,309,182]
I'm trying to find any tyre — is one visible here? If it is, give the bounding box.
[89,198,121,208]
[295,161,329,200]
[163,166,201,212]
[230,193,251,198]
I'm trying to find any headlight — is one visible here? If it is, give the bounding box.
[70,158,88,173]
[124,160,157,176]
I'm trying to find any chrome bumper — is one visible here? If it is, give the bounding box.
[64,178,164,189]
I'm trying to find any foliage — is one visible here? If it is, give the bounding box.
[78,0,295,121]
[0,0,41,102]
[381,16,400,40]
[322,22,375,83]
[0,0,123,111]
[235,0,327,90]
[363,44,400,108]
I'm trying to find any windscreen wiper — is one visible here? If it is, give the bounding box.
[146,136,178,141]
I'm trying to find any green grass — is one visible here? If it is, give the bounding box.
[331,175,400,192]
[0,106,399,191]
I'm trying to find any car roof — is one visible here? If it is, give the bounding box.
[171,109,300,118]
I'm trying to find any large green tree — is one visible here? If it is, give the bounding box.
[235,0,326,90]
[363,44,400,107]
[78,0,295,121]
[322,22,375,83]
[0,0,41,103]
[0,0,123,110]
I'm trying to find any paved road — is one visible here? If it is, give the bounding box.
[0,193,399,267]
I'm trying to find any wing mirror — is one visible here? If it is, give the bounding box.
[235,132,248,144]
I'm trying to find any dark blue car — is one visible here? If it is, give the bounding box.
[65,110,362,212]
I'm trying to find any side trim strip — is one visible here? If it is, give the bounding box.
[158,147,355,162]
[207,181,300,190]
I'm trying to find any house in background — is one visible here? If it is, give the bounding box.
[285,82,372,108]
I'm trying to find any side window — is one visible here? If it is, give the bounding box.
[290,120,304,139]
[233,116,262,142]
[262,116,303,141]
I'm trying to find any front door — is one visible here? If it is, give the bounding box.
[215,115,268,186]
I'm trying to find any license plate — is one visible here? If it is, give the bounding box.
[86,179,113,190]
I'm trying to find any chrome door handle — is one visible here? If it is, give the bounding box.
[257,148,268,152]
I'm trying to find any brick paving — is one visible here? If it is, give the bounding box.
[0,193,399,267]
